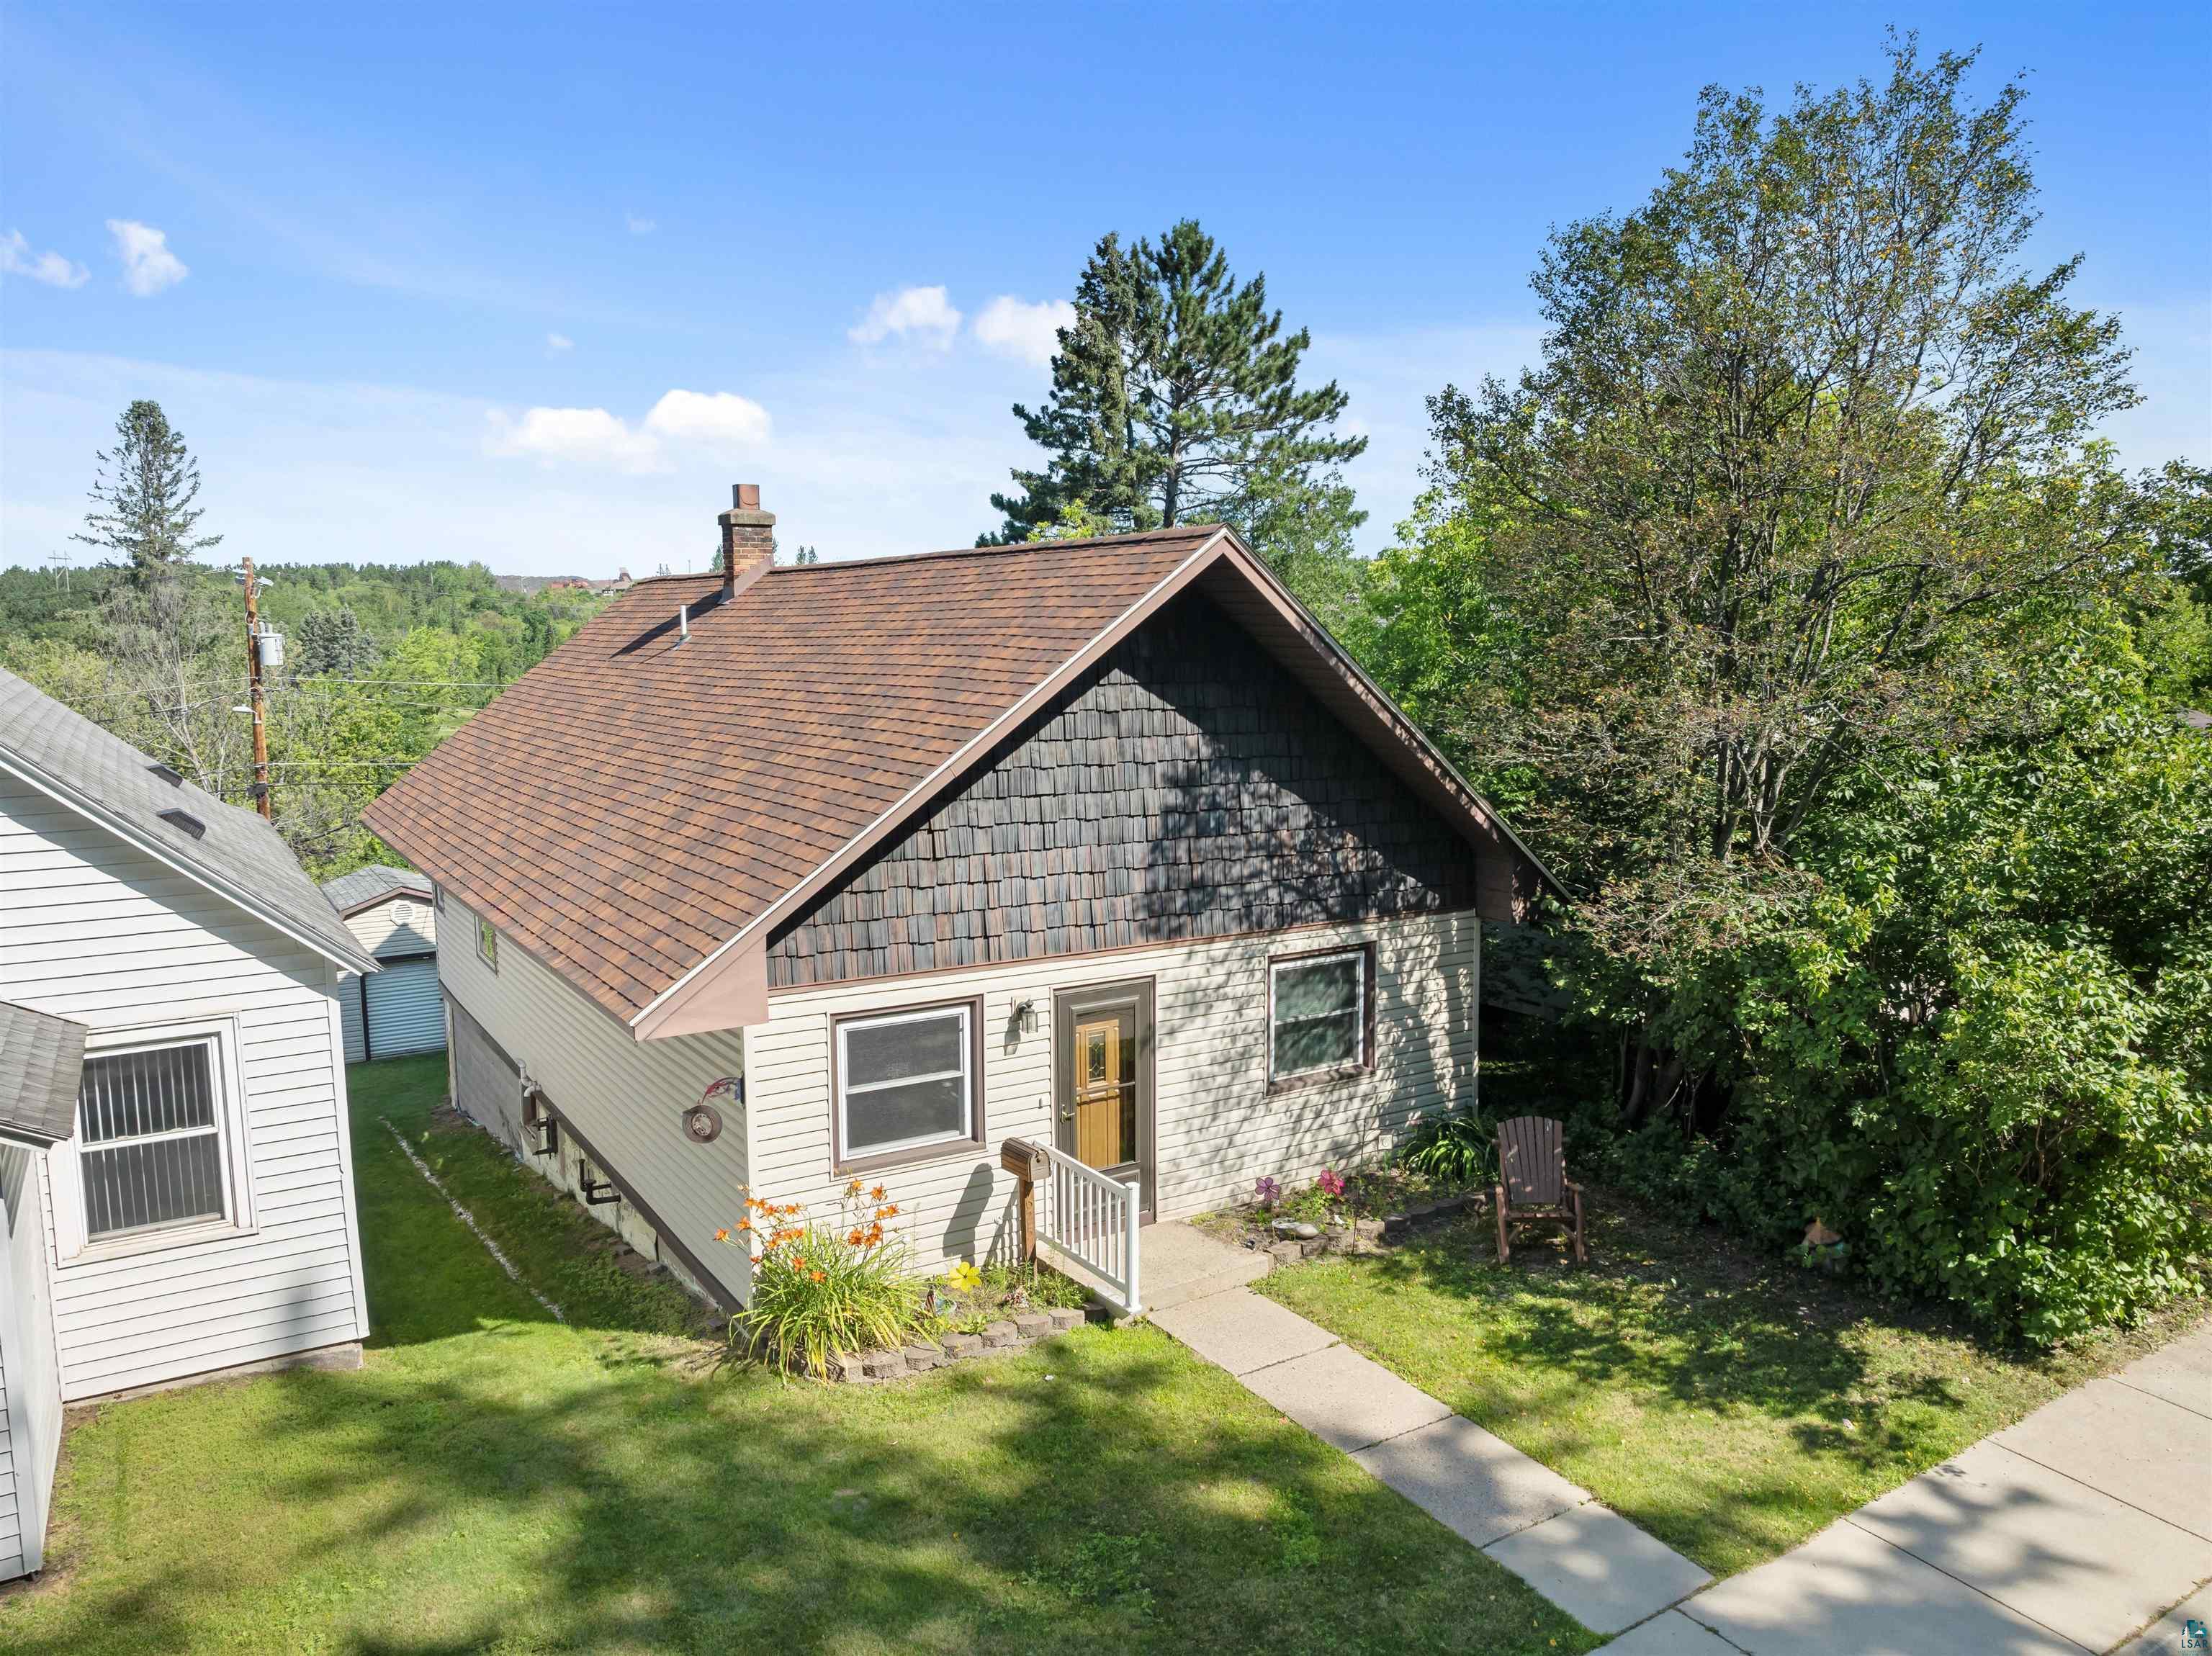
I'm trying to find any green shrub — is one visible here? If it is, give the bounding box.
[1401,1107,1498,1187]
[724,1184,919,1376]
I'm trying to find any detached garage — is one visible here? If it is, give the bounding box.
[323,867,444,1062]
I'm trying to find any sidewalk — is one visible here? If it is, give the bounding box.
[1619,1319,2212,1655]
[1151,1284,1712,1634]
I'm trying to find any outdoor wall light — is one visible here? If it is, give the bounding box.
[1013,999,1039,1035]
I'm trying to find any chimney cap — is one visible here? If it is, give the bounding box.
[733,483,760,511]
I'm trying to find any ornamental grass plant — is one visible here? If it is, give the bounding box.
[720,1182,918,1377]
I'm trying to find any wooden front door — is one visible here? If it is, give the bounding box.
[1054,980,1155,1220]
[1069,1008,1136,1171]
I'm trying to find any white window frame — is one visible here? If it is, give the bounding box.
[1267,945,1372,1084]
[834,1002,976,1166]
[50,1015,257,1264]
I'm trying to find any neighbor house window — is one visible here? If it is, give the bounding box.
[834,1002,980,1167]
[1269,945,1372,1083]
[477,912,499,971]
[75,1038,232,1241]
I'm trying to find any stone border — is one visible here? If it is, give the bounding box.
[825,1305,1090,1383]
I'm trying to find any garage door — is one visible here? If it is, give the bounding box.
[364,957,445,1056]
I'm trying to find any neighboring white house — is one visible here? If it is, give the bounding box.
[322,865,442,1063]
[364,492,1557,1313]
[0,669,379,1581]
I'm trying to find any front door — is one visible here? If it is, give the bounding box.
[1070,1008,1136,1171]
[1054,980,1155,1220]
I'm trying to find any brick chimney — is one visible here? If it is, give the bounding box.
[718,483,775,600]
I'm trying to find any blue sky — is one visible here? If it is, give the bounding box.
[4,4,2206,576]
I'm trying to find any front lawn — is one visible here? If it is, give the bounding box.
[1,1054,1591,1655]
[1259,1189,2201,1578]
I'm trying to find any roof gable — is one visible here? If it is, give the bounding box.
[364,526,1555,1035]
[0,670,377,975]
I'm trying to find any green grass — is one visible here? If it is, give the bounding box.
[0,1055,1591,1655]
[1259,1189,2202,1578]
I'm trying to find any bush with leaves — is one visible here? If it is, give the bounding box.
[1595,619,2212,1344]
[719,1182,917,1376]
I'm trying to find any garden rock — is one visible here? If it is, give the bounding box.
[939,1332,984,1358]
[1269,1240,1305,1266]
[981,1319,1020,1348]
[901,1344,943,1372]
[1049,1307,1087,1331]
[860,1349,907,1380]
[1272,1219,1321,1239]
[1012,1311,1056,1339]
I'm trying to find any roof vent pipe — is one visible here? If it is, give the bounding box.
[717,483,776,601]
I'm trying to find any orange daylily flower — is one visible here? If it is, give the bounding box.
[714,1228,729,1242]
[847,1179,864,1196]
[876,1204,899,1219]
[847,1228,866,1246]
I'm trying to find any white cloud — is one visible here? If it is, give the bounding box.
[972,295,1074,366]
[485,405,669,474]
[107,219,189,296]
[547,332,575,351]
[485,388,770,474]
[626,214,657,235]
[1,230,89,289]
[848,284,962,348]
[642,388,772,447]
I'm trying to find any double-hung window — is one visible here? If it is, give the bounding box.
[834,1002,980,1169]
[72,1032,243,1245]
[1269,945,1372,1084]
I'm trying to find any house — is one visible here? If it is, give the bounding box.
[361,487,1557,1310]
[322,865,443,1063]
[0,670,379,1580]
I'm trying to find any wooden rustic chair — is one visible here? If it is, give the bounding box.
[1493,1115,1586,1265]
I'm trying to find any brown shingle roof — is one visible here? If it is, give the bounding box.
[363,526,1228,1025]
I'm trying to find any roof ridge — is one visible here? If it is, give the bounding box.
[620,523,1223,587]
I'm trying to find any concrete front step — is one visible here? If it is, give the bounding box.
[1046,1218,1271,1315]
[1136,1220,1272,1311]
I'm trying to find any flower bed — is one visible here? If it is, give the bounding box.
[1194,1162,1490,1262]
[720,1182,1095,1382]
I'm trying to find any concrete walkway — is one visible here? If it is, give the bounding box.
[1151,1283,1712,1634]
[1618,1319,2212,1655]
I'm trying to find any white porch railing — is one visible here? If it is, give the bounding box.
[1035,1143,1142,1318]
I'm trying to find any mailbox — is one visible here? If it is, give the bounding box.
[1000,1137,1050,1179]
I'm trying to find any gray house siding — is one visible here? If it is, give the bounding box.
[768,591,1483,990]
[0,1143,61,1580]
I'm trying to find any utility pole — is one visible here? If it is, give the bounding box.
[242,557,272,819]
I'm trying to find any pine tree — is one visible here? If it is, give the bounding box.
[985,221,1366,559]
[73,400,222,587]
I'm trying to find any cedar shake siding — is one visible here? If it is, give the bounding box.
[768,592,1481,990]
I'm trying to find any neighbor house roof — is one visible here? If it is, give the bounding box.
[0,669,378,976]
[321,863,435,917]
[0,998,88,1147]
[363,525,1559,1038]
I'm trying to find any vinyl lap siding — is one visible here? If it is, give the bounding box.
[0,780,369,1401]
[0,1143,59,1580]
[747,910,1478,1277]
[437,898,748,1305]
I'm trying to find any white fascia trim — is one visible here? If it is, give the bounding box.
[627,529,1231,1031]
[0,750,379,976]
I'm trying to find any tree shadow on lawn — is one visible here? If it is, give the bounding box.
[6,1052,1589,1656]
[1299,1194,2045,1572]
[17,1328,1593,1656]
